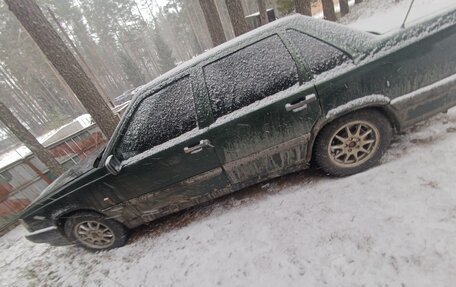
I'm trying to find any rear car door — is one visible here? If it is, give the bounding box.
[284,29,354,112]
[202,35,322,185]
[285,29,352,78]
[104,76,230,222]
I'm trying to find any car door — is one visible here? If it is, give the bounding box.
[103,76,230,223]
[284,29,356,113]
[202,35,322,185]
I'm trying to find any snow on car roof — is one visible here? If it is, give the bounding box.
[130,14,372,101]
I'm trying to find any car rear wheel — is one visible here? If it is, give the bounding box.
[64,211,129,251]
[313,109,392,176]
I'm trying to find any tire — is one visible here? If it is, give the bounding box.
[64,211,129,251]
[313,109,392,176]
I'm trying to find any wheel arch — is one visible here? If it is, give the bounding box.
[57,207,130,250]
[306,100,400,163]
[53,207,117,233]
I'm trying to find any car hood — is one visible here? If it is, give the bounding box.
[34,147,104,202]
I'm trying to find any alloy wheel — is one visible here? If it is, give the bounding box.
[74,220,115,249]
[328,120,380,168]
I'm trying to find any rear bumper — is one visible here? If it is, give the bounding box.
[25,226,71,246]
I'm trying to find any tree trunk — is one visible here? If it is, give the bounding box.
[294,0,312,16]
[5,0,119,138]
[321,0,337,21]
[189,0,213,50]
[225,0,249,36]
[257,0,269,25]
[339,0,349,17]
[214,0,235,40]
[355,0,363,4]
[0,101,66,177]
[184,6,204,53]
[198,0,226,46]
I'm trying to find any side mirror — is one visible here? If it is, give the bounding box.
[105,155,122,175]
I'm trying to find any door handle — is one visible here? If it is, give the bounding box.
[184,139,212,154]
[285,94,317,112]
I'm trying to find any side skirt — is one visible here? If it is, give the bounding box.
[103,168,233,228]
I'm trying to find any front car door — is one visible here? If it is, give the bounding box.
[101,75,230,224]
[201,34,322,186]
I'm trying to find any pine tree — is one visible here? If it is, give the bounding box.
[257,0,269,25]
[153,27,177,73]
[198,0,227,46]
[321,0,337,21]
[340,0,349,17]
[225,0,248,36]
[119,52,146,87]
[5,0,119,137]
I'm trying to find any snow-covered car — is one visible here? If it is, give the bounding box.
[19,11,456,251]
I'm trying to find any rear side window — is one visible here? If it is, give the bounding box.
[204,35,299,119]
[287,29,350,75]
[116,77,197,160]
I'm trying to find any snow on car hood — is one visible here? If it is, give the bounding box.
[35,147,104,200]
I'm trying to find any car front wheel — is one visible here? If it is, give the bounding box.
[64,211,129,251]
[313,109,392,176]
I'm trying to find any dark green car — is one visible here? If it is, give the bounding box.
[20,11,456,251]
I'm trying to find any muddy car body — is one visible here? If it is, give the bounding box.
[20,11,456,250]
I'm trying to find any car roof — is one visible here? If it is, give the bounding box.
[131,14,374,100]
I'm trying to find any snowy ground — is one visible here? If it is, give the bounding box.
[1,108,456,287]
[2,1,456,286]
[342,0,456,33]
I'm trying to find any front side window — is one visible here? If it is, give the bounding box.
[203,35,299,119]
[115,77,197,160]
[287,29,350,75]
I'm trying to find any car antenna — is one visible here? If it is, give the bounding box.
[401,0,416,29]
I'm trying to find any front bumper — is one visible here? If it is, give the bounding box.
[25,226,71,246]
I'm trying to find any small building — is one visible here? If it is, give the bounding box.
[0,115,107,232]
